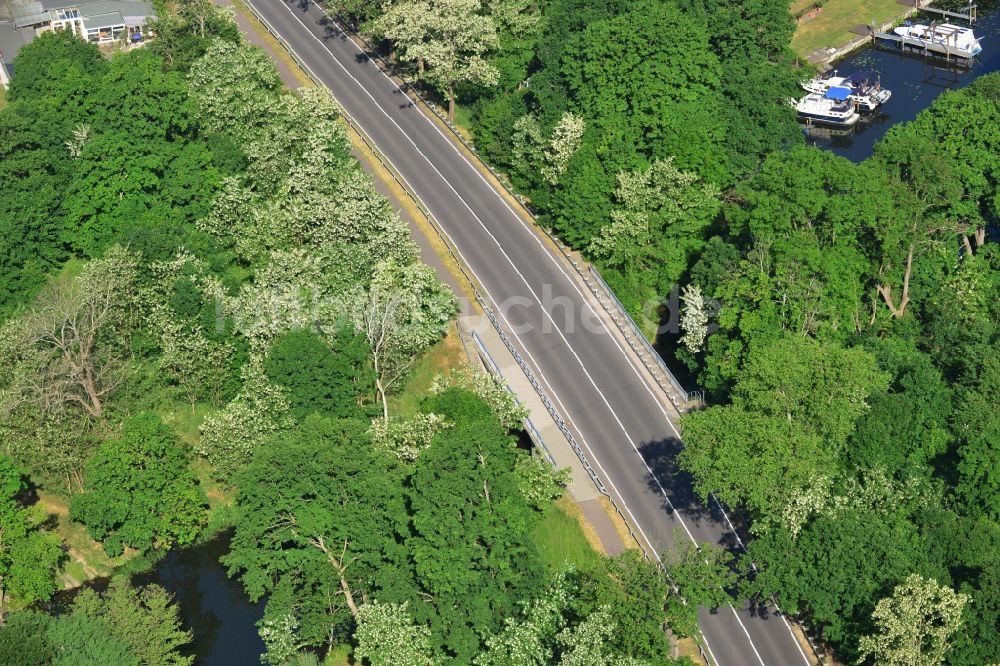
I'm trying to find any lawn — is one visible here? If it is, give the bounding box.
[451,103,476,142]
[531,496,603,573]
[791,0,820,15]
[389,324,468,416]
[791,0,907,57]
[0,85,6,110]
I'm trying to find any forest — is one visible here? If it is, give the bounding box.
[0,0,996,663]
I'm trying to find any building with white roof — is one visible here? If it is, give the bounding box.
[11,0,155,44]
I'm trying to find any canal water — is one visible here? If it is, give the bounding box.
[803,1,1000,162]
[134,532,266,665]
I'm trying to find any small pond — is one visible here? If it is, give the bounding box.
[134,532,265,665]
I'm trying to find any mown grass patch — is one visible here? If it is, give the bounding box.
[791,0,905,56]
[389,324,468,417]
[451,103,476,142]
[531,496,603,573]
[322,644,352,665]
[791,0,821,15]
[160,401,214,448]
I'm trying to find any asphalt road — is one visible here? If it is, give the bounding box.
[247,2,813,663]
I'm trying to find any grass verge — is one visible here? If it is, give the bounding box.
[791,0,906,56]
[389,324,468,416]
[343,120,478,304]
[597,494,641,551]
[322,644,352,665]
[531,496,603,573]
[451,102,476,142]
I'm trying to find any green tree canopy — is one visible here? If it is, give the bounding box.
[70,413,208,555]
[72,577,193,666]
[264,327,372,420]
[223,415,410,650]
[406,388,545,661]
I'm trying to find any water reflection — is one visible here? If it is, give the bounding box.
[134,532,265,665]
[802,1,1000,162]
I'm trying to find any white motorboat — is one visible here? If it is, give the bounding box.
[793,90,861,126]
[893,22,983,57]
[801,70,892,112]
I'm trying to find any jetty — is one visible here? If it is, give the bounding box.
[872,30,977,62]
[800,0,978,68]
[894,0,976,24]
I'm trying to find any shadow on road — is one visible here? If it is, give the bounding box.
[638,437,744,553]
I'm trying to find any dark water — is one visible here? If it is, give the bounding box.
[135,532,266,665]
[803,2,1000,162]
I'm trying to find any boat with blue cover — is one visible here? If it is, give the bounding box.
[801,70,892,112]
[793,87,861,126]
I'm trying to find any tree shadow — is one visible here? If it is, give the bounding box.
[638,437,744,553]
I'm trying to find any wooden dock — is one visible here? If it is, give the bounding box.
[896,0,976,24]
[872,29,980,61]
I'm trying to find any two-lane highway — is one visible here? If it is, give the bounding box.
[248,2,812,663]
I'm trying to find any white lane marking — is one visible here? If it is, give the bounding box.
[266,3,802,663]
[702,632,721,666]
[730,602,767,666]
[713,496,811,664]
[307,3,777,582]
[263,5,731,661]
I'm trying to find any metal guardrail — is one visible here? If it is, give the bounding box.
[586,266,704,409]
[239,7,801,663]
[241,0,649,552]
[471,330,555,467]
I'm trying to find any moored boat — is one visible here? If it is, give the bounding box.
[893,22,983,57]
[793,89,861,126]
[801,70,892,112]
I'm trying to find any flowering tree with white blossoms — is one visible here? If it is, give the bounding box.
[369,412,451,461]
[354,600,434,666]
[555,607,648,666]
[188,40,282,146]
[541,112,586,185]
[857,574,968,666]
[511,113,586,187]
[258,614,302,666]
[197,358,292,476]
[679,283,709,353]
[476,570,573,666]
[353,260,456,421]
[376,0,499,121]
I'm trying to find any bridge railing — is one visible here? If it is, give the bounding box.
[241,0,652,552]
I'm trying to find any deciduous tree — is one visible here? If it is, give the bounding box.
[224,416,409,651]
[377,0,499,120]
[857,575,967,666]
[72,578,193,666]
[70,413,207,555]
[0,246,139,420]
[664,538,739,638]
[0,456,62,618]
[354,601,434,666]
